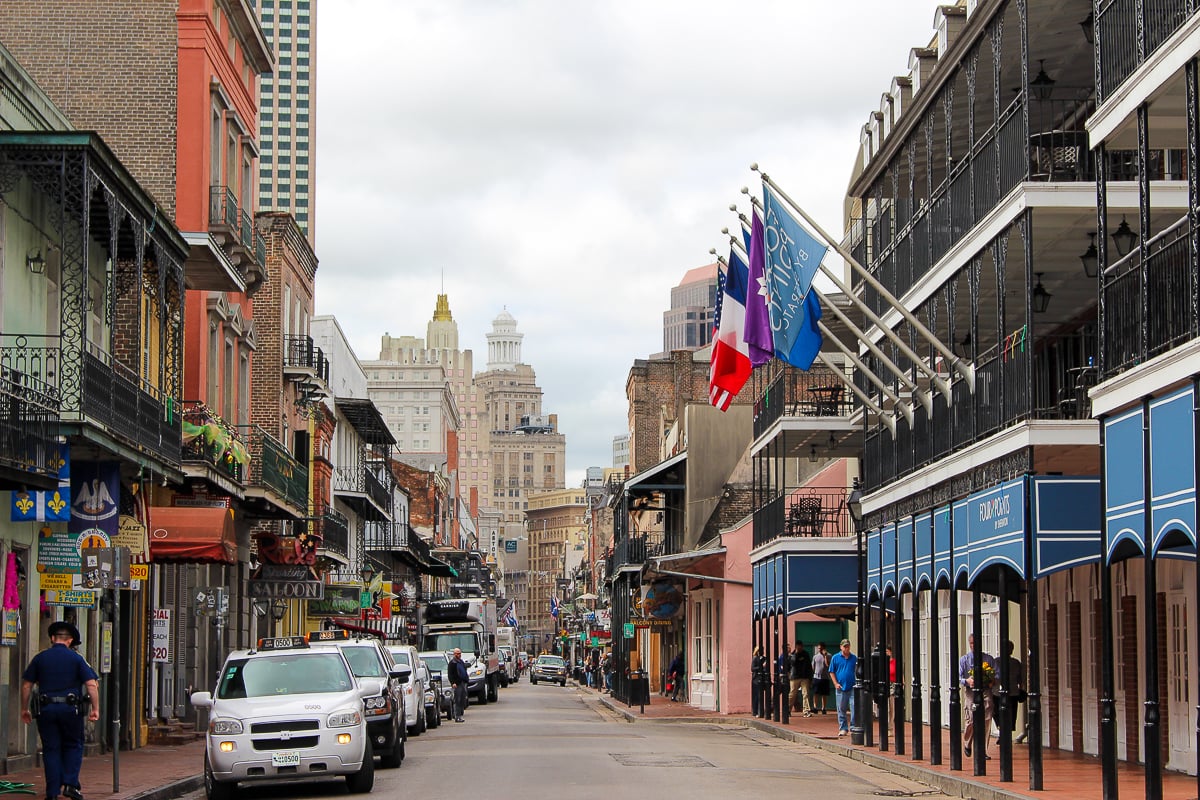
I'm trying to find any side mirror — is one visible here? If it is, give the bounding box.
[190,691,214,709]
[488,634,496,650]
[391,665,412,681]
[359,678,386,699]
[429,670,442,683]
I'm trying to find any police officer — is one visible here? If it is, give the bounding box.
[20,621,100,800]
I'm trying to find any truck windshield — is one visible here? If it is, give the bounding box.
[217,653,352,698]
[425,633,478,653]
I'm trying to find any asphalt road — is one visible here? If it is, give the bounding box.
[180,680,946,799]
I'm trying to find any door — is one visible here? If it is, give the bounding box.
[1083,589,1100,754]
[938,595,950,728]
[1167,593,1193,771]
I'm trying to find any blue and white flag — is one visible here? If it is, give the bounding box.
[549,595,560,620]
[501,604,519,629]
[762,184,829,368]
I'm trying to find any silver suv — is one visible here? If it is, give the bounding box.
[191,635,375,800]
[313,630,407,768]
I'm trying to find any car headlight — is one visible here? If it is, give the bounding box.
[468,663,484,677]
[327,708,362,728]
[209,718,244,735]
[364,696,389,710]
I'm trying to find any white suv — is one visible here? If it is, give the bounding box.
[386,645,426,735]
[191,635,375,800]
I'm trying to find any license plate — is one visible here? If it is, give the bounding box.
[272,751,300,767]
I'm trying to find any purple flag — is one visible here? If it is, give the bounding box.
[743,207,774,366]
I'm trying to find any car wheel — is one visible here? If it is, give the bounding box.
[560,679,566,687]
[428,707,440,729]
[476,685,488,705]
[346,740,375,793]
[379,725,403,769]
[488,676,499,702]
[417,707,427,734]
[205,756,236,800]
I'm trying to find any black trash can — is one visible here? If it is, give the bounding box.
[629,670,650,712]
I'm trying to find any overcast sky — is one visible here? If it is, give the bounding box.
[314,1,942,486]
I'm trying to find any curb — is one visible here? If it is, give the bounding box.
[593,694,1033,800]
[125,775,204,800]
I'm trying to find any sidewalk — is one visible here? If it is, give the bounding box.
[1,739,205,800]
[580,682,1196,800]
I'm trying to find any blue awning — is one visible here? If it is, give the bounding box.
[784,550,857,615]
[1032,476,1102,577]
[914,511,933,589]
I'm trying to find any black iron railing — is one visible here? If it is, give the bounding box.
[753,488,855,549]
[333,463,391,512]
[243,425,308,510]
[364,519,406,551]
[209,185,238,231]
[753,366,856,438]
[283,335,330,384]
[1098,0,1194,103]
[0,361,60,482]
[1103,216,1195,377]
[82,347,181,464]
[315,503,349,559]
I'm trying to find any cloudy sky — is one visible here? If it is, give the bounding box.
[314,1,942,485]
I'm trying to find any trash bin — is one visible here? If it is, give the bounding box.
[629,670,650,712]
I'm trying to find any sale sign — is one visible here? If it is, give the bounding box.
[151,608,171,663]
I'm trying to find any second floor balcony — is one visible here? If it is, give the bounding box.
[0,358,60,490]
[284,335,331,393]
[753,487,857,550]
[181,401,247,492]
[333,462,390,519]
[242,425,308,517]
[209,184,266,287]
[313,503,349,562]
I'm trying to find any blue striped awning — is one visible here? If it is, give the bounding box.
[934,505,952,588]
[867,526,881,598]
[1105,406,1146,562]
[881,523,897,596]
[897,516,915,591]
[914,511,933,588]
[785,550,858,614]
[1149,388,1196,558]
[1032,476,1101,577]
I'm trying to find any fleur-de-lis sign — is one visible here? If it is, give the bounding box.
[15,495,33,516]
[47,491,66,516]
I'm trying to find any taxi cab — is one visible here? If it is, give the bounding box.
[191,635,375,800]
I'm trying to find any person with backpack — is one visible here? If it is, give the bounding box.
[789,641,814,716]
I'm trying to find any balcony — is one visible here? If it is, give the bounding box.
[284,335,330,396]
[180,401,247,492]
[610,528,679,573]
[753,488,856,549]
[333,463,390,519]
[364,519,406,551]
[242,425,308,516]
[1097,0,1193,103]
[314,503,349,561]
[81,346,181,465]
[0,359,61,490]
[207,185,266,288]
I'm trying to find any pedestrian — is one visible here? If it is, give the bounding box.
[996,639,1025,737]
[448,648,469,723]
[829,638,857,737]
[601,650,613,692]
[789,641,814,716]
[811,642,830,715]
[20,621,99,800]
[750,646,768,717]
[958,633,995,758]
[667,651,685,702]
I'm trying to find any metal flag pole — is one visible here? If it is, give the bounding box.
[750,164,975,393]
[724,228,928,417]
[742,190,954,404]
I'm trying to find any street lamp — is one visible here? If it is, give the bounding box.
[360,564,376,622]
[847,479,868,746]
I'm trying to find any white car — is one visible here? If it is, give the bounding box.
[386,645,426,735]
[191,635,375,800]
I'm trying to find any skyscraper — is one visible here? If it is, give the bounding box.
[252,0,316,240]
[659,263,719,356]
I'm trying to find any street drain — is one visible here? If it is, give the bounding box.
[610,753,714,768]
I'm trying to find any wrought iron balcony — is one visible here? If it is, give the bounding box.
[284,335,330,386]
[753,366,856,439]
[243,425,308,513]
[209,185,268,284]
[82,346,181,465]
[314,503,349,560]
[1097,0,1192,103]
[753,488,856,549]
[181,401,246,485]
[333,463,390,518]
[0,358,60,489]
[364,519,407,551]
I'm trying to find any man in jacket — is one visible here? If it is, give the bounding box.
[789,641,814,716]
[448,648,469,723]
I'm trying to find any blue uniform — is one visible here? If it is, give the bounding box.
[23,643,97,799]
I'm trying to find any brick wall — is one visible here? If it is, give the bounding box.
[0,2,179,216]
[1121,595,1139,763]
[111,259,142,374]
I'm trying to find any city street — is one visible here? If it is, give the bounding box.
[176,682,945,799]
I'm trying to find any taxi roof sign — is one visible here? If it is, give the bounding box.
[306,629,350,643]
[256,636,308,651]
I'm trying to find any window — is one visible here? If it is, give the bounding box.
[210,104,222,185]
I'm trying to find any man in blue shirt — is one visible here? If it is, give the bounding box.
[958,633,995,758]
[20,622,100,800]
[448,648,470,723]
[829,638,858,737]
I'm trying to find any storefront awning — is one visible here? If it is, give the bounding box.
[330,618,386,638]
[422,556,457,578]
[623,451,686,494]
[149,506,237,564]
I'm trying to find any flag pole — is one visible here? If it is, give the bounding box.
[750,165,975,394]
[742,190,952,404]
[726,226,932,414]
[816,319,915,426]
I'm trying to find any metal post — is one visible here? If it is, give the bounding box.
[894,592,905,755]
[852,516,866,745]
[929,558,942,766]
[972,590,985,777]
[878,600,889,751]
[912,580,923,761]
[998,575,1012,781]
[1142,396,1163,800]
[949,568,962,770]
[112,587,120,792]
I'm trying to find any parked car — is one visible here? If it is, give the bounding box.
[312,630,407,769]
[386,645,427,735]
[419,651,455,721]
[416,656,441,729]
[190,635,375,800]
[517,650,530,677]
[530,654,567,686]
[498,646,517,685]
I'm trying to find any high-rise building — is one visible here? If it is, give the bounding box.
[658,263,719,356]
[252,0,316,240]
